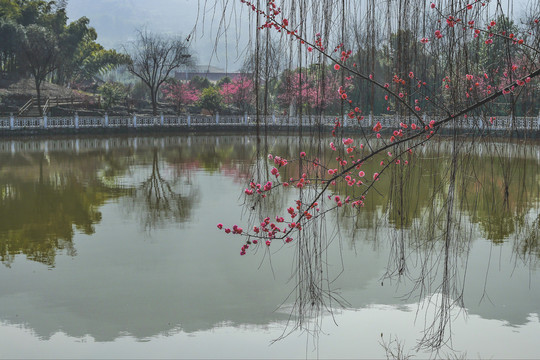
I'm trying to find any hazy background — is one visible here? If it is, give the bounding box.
[66,0,251,71]
[65,0,531,72]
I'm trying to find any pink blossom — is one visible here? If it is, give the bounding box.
[278,70,350,112]
[220,75,255,111]
[161,81,200,109]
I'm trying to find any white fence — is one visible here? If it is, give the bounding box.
[0,113,539,131]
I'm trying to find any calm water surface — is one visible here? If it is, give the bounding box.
[0,134,539,359]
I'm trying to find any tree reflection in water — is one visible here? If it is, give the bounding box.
[243,133,540,352]
[125,147,199,231]
[0,135,538,355]
[0,136,252,267]
[0,152,129,267]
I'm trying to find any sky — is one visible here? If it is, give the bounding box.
[65,0,533,71]
[66,0,251,71]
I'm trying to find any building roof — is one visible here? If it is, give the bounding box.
[186,65,229,73]
[174,65,249,82]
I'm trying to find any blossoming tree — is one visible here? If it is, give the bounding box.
[220,75,255,113]
[161,80,200,112]
[276,69,345,114]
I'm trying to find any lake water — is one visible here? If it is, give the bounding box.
[0,133,539,359]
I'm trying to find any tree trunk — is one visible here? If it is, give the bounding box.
[35,77,43,117]
[151,89,158,116]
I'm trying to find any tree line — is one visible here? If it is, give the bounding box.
[124,12,539,118]
[2,1,537,119]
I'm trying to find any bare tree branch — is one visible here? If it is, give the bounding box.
[126,29,193,115]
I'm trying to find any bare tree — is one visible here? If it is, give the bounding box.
[126,29,192,115]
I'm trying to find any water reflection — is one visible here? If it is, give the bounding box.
[0,152,129,267]
[122,148,199,230]
[0,134,538,357]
